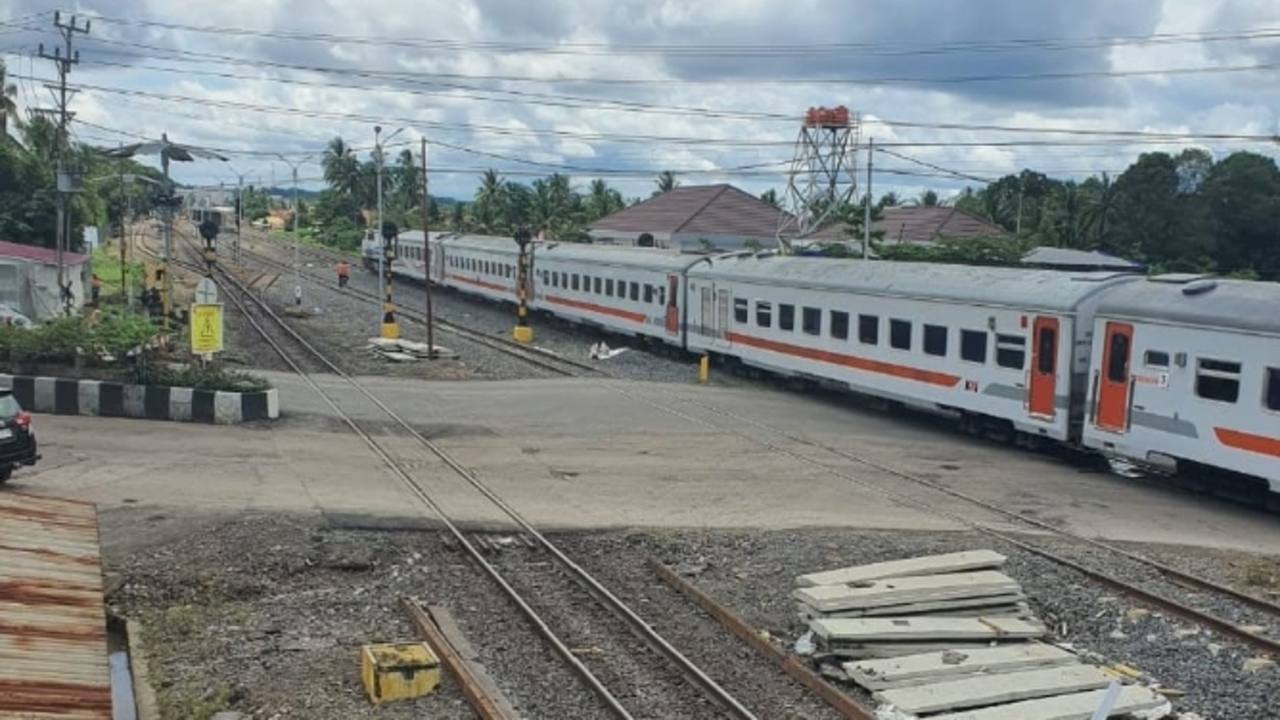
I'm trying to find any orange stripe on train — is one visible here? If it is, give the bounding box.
[1214,427,1280,459]
[726,331,961,388]
[544,295,647,324]
[447,274,509,293]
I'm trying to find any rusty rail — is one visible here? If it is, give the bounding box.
[651,561,875,720]
[402,599,514,720]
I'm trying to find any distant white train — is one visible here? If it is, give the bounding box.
[366,231,1280,504]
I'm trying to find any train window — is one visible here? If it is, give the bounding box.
[779,304,795,331]
[961,330,987,363]
[756,301,772,328]
[1105,334,1128,381]
[658,287,666,306]
[1144,350,1169,368]
[606,278,614,296]
[593,276,602,294]
[734,298,749,323]
[858,315,879,345]
[996,334,1026,369]
[1266,368,1280,412]
[890,319,912,350]
[572,274,580,291]
[802,307,821,336]
[630,282,640,301]
[1196,358,1241,403]
[924,325,948,357]
[644,284,655,304]
[830,311,849,340]
[616,279,627,298]
[1037,327,1056,374]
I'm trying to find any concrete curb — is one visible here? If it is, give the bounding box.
[0,373,278,424]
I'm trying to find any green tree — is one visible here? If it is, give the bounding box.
[1110,152,1213,270]
[321,136,362,225]
[0,60,18,141]
[1201,152,1280,279]
[473,169,505,232]
[920,189,939,207]
[585,178,624,220]
[653,170,678,196]
[1080,172,1118,249]
[760,188,780,207]
[878,191,900,208]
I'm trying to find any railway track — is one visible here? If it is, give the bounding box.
[170,227,764,719]
[232,238,603,378]
[617,382,1280,655]
[237,227,1280,655]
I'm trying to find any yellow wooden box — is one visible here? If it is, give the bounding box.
[360,642,441,705]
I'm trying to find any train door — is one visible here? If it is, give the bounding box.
[1094,321,1134,432]
[700,286,714,337]
[665,274,680,335]
[1028,316,1059,419]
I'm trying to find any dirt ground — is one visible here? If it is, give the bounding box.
[100,507,1280,720]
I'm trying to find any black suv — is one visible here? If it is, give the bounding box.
[0,390,38,483]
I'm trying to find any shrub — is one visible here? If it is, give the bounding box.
[126,363,272,393]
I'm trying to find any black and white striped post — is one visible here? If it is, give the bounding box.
[512,227,533,344]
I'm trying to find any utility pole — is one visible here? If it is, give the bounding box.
[863,137,873,260]
[117,146,128,306]
[375,125,385,334]
[419,137,435,358]
[36,11,90,316]
[236,173,243,265]
[292,164,300,306]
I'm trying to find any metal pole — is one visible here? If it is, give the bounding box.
[292,164,301,307]
[375,125,384,335]
[161,145,172,328]
[863,137,873,260]
[420,137,435,358]
[236,174,243,265]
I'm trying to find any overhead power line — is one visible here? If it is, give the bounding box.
[82,14,1280,57]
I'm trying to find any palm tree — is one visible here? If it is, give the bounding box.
[321,137,360,200]
[450,203,468,232]
[653,170,678,196]
[0,60,18,142]
[1082,172,1118,250]
[586,178,624,220]
[759,188,780,208]
[473,169,505,232]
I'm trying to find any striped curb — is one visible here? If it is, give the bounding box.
[0,374,278,424]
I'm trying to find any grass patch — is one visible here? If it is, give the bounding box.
[91,242,145,301]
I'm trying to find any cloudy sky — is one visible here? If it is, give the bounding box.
[2,0,1278,203]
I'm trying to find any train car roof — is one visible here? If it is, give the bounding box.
[689,253,1138,313]
[1095,275,1280,335]
[534,240,703,272]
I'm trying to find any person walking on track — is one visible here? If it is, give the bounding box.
[336,260,350,288]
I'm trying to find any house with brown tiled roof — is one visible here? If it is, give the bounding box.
[588,184,784,251]
[872,206,1008,246]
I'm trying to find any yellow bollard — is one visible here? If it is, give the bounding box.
[698,354,710,383]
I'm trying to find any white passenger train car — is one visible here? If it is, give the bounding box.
[1083,276,1280,495]
[529,242,701,343]
[686,253,1137,441]
[431,233,522,303]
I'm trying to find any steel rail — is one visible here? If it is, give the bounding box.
[234,242,601,377]
[620,383,1280,654]
[179,229,759,720]
[172,230,640,719]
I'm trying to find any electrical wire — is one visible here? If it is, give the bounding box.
[82,14,1280,58]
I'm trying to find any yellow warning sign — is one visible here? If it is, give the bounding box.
[190,303,224,354]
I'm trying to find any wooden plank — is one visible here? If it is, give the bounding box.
[401,599,515,720]
[426,604,523,720]
[796,571,1020,612]
[813,616,1045,642]
[844,643,1078,689]
[797,550,1007,587]
[875,665,1111,715]
[798,595,1026,619]
[818,642,1008,660]
[928,685,1167,720]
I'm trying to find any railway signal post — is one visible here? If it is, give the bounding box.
[512,227,533,343]
[381,221,400,340]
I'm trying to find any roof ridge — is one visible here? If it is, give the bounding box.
[673,184,731,234]
[670,184,732,233]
